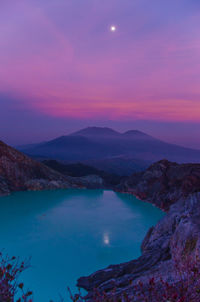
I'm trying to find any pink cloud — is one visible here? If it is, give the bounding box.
[0,0,200,123]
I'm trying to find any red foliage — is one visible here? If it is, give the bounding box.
[0,252,32,302]
[1,249,200,302]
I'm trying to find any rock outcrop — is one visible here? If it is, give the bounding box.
[77,160,200,300]
[117,159,200,210]
[0,141,81,195]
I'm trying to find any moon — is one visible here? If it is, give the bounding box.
[110,25,116,32]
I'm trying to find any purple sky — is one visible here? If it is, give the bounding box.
[0,0,200,148]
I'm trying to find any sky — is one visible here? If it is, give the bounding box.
[0,0,200,148]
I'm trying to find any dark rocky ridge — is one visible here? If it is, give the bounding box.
[78,160,200,300]
[117,159,200,210]
[42,160,123,188]
[0,141,83,195]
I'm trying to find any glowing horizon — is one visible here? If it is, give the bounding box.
[0,0,200,146]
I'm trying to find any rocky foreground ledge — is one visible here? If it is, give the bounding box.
[78,160,200,300]
[0,141,83,195]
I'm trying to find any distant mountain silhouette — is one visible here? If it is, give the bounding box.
[122,130,155,139]
[19,127,200,175]
[71,127,120,137]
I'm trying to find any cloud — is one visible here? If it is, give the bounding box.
[0,0,200,124]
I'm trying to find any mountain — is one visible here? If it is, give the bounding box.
[18,127,200,175]
[0,141,81,195]
[70,127,120,137]
[20,134,119,161]
[123,129,154,139]
[78,160,200,300]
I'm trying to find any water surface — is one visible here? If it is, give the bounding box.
[0,189,163,301]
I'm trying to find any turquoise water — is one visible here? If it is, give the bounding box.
[0,189,163,301]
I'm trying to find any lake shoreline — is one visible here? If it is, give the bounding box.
[78,160,200,301]
[0,189,163,302]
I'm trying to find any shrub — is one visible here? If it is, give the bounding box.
[1,250,200,302]
[0,252,32,302]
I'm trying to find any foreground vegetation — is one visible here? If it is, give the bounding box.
[1,251,200,302]
[0,253,32,302]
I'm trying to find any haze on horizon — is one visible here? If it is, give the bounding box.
[0,0,200,148]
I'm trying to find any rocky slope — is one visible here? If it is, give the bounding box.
[0,141,82,195]
[117,159,200,210]
[78,160,200,300]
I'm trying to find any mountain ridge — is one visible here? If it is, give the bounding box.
[70,127,121,137]
[18,127,200,174]
[0,140,82,195]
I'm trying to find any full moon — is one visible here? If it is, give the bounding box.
[110,25,116,32]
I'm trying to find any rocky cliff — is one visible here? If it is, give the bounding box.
[0,141,81,195]
[117,159,200,210]
[78,160,200,300]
